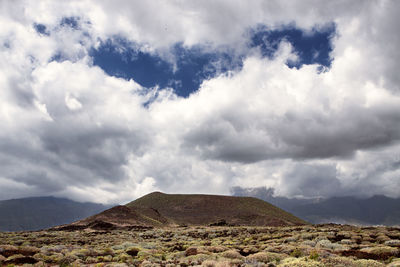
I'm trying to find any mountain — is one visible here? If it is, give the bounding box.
[127,192,307,226]
[231,187,400,226]
[56,192,307,230]
[0,196,110,231]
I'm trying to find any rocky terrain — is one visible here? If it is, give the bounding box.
[1,224,400,266]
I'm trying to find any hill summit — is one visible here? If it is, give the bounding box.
[127,192,307,226]
[55,192,307,230]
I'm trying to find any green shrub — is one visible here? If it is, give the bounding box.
[308,250,319,261]
[290,248,303,258]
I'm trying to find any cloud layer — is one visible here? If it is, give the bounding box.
[1,0,400,203]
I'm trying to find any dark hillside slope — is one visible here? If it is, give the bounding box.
[65,205,170,229]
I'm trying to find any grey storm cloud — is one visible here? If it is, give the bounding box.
[231,186,275,200]
[0,122,148,196]
[281,163,341,198]
[182,86,400,163]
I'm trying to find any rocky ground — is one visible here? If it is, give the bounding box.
[0,224,400,266]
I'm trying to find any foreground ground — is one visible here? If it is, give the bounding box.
[0,224,400,266]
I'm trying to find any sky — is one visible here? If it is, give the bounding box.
[0,0,400,204]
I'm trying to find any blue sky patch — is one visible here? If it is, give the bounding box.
[91,38,173,89]
[60,17,80,30]
[89,24,335,97]
[33,17,82,37]
[250,24,335,68]
[33,23,50,36]
[49,52,67,63]
[91,39,242,97]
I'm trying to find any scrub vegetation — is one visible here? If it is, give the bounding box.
[0,224,399,266]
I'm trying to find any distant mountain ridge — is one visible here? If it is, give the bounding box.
[55,192,307,230]
[231,186,400,226]
[0,196,110,231]
[292,195,400,225]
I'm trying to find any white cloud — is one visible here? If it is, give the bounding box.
[0,0,400,203]
[65,92,83,111]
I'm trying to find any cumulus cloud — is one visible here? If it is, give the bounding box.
[181,49,400,162]
[0,0,400,203]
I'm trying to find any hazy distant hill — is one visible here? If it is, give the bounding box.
[57,192,307,230]
[0,196,110,231]
[231,187,400,225]
[292,195,400,225]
